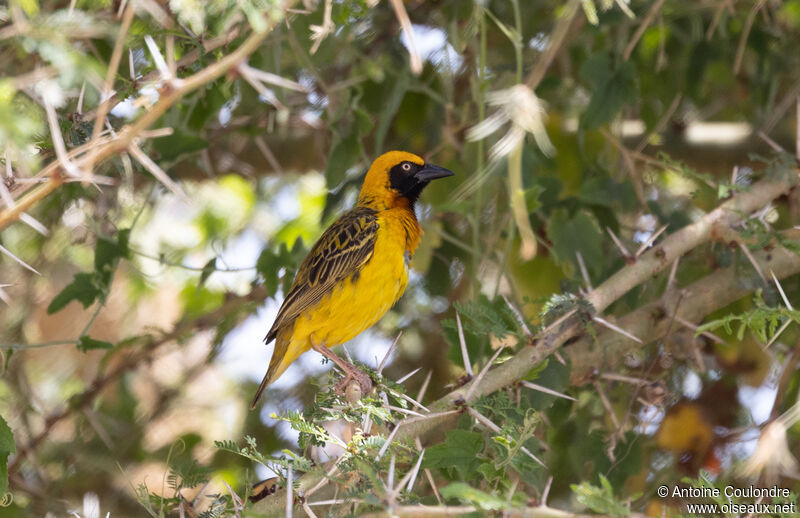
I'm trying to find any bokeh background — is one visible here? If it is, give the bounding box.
[1,0,800,516]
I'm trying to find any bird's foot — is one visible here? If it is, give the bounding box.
[335,367,373,400]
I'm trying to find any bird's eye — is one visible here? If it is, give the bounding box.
[402,163,412,172]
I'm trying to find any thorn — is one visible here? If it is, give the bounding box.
[465,346,505,401]
[405,449,426,492]
[606,226,634,262]
[766,319,792,349]
[19,213,49,236]
[541,476,554,507]
[455,312,474,377]
[285,464,293,518]
[593,380,621,430]
[502,294,532,337]
[592,315,643,343]
[77,82,86,115]
[665,256,680,293]
[387,454,396,490]
[416,370,432,403]
[42,99,83,178]
[770,269,794,311]
[576,251,593,291]
[672,314,724,344]
[635,223,668,258]
[396,366,421,384]
[237,63,288,111]
[378,331,402,374]
[600,372,650,385]
[238,64,309,92]
[394,391,430,413]
[128,143,191,203]
[757,130,786,153]
[144,35,172,81]
[0,244,40,275]
[520,380,576,401]
[0,286,10,305]
[541,308,578,336]
[341,344,354,364]
[416,437,442,504]
[301,501,319,518]
[738,241,766,282]
[377,423,401,460]
[386,405,425,418]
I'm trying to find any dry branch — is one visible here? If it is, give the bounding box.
[0,2,296,232]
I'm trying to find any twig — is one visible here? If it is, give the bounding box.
[388,0,422,74]
[89,2,135,158]
[734,0,765,75]
[623,0,666,60]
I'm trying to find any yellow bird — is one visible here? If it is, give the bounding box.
[251,151,453,408]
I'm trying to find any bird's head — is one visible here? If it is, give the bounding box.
[357,151,454,211]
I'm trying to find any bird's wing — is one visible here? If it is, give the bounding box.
[265,206,379,343]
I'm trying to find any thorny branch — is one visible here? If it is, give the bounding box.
[255,173,800,514]
[0,1,297,232]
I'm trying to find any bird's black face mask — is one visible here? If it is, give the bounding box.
[389,161,454,206]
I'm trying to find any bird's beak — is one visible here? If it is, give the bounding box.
[415,163,455,182]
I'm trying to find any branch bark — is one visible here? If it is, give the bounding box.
[568,230,800,383]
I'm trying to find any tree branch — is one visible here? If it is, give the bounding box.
[0,2,295,232]
[567,230,800,383]
[254,173,798,515]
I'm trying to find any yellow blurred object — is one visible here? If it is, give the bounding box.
[656,402,713,455]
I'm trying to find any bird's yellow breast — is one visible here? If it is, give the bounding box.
[284,207,420,353]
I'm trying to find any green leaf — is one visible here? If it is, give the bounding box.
[580,56,638,129]
[47,273,102,314]
[424,429,483,478]
[547,209,604,277]
[440,482,506,511]
[571,474,631,516]
[325,132,362,188]
[151,132,208,163]
[0,414,14,496]
[94,232,131,278]
[77,335,113,352]
[198,258,216,288]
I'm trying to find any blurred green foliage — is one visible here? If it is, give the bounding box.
[1,0,800,516]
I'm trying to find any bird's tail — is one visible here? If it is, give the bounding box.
[250,340,294,409]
